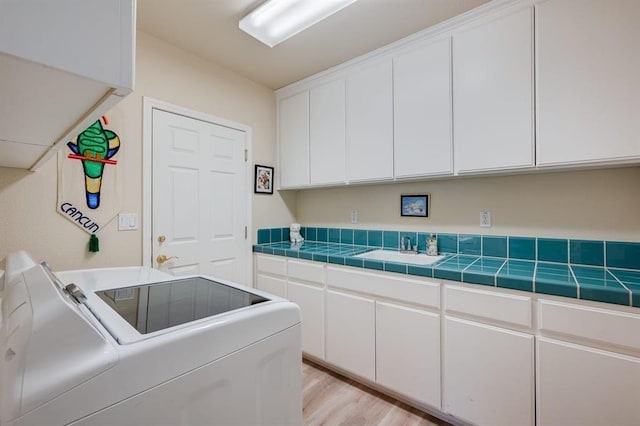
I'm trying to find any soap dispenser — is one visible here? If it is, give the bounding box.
[426,234,438,256]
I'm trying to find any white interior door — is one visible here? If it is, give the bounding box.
[151,108,247,284]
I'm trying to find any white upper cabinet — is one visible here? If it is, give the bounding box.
[310,78,346,185]
[453,4,534,173]
[536,0,640,166]
[0,0,135,170]
[346,59,394,182]
[275,0,640,187]
[393,38,453,178]
[278,91,310,188]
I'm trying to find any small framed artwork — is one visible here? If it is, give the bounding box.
[401,194,429,217]
[254,164,274,194]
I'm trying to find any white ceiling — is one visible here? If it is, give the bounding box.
[137,0,489,90]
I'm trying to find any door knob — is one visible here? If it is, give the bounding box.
[158,235,166,243]
[157,254,178,264]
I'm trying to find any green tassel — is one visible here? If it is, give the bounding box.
[89,234,100,252]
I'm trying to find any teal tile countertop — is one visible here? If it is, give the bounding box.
[254,241,640,308]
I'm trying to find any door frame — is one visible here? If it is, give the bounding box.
[142,97,253,283]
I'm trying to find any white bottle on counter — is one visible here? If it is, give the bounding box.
[426,234,438,256]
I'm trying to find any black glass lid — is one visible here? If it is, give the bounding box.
[96,277,268,334]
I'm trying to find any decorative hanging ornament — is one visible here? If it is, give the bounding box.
[89,234,100,253]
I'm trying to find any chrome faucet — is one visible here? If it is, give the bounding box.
[400,236,417,253]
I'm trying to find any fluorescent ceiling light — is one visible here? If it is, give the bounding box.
[239,0,359,48]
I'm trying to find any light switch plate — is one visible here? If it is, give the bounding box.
[118,213,138,231]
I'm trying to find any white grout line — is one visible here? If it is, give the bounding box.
[460,257,481,282]
[568,265,580,299]
[494,258,508,287]
[532,262,537,293]
[608,268,633,307]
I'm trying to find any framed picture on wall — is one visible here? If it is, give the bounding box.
[254,165,274,194]
[401,194,429,217]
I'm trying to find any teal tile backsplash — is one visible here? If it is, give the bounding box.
[254,227,640,308]
[538,238,568,263]
[368,230,383,247]
[383,231,399,249]
[270,228,283,243]
[606,242,640,269]
[329,228,341,243]
[256,227,640,272]
[570,240,604,266]
[483,236,507,258]
[509,237,536,260]
[341,229,354,245]
[306,227,317,241]
[257,229,270,244]
[439,234,458,254]
[459,234,481,255]
[354,229,367,246]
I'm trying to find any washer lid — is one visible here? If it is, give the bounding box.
[87,276,270,344]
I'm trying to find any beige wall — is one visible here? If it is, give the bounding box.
[295,167,640,241]
[0,31,296,269]
[2,31,638,272]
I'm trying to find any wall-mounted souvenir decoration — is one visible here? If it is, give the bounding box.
[401,194,429,217]
[57,115,124,251]
[255,165,274,194]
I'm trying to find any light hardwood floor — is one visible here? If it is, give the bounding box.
[302,360,450,426]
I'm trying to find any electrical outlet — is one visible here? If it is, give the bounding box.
[351,210,358,224]
[480,211,491,228]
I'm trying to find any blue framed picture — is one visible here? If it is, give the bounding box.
[401,194,429,217]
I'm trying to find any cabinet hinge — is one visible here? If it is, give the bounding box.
[244,149,248,162]
[245,226,248,239]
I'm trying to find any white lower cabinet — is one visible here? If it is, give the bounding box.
[326,290,376,381]
[537,337,640,426]
[255,274,287,298]
[287,281,324,359]
[254,254,640,424]
[376,301,440,408]
[443,316,534,426]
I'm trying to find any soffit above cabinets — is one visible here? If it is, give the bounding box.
[137,0,490,90]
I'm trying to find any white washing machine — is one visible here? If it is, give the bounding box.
[0,251,302,425]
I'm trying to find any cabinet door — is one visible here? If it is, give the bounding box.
[536,0,640,166]
[287,281,324,359]
[376,302,440,408]
[453,5,534,173]
[346,60,394,182]
[394,38,452,178]
[279,91,309,188]
[537,337,640,425]
[443,316,534,426]
[310,78,346,185]
[256,274,287,298]
[0,0,134,88]
[326,290,375,381]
